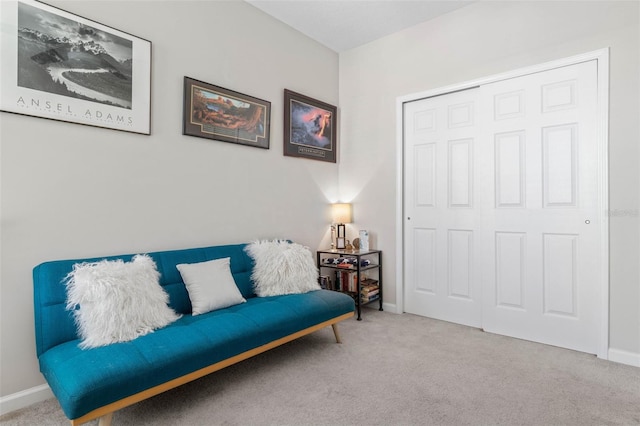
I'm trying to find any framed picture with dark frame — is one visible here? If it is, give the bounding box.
[284,89,337,163]
[183,77,271,149]
[0,0,152,135]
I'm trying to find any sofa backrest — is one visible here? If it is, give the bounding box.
[33,243,256,357]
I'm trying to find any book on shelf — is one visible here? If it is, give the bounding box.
[361,278,378,287]
[337,263,355,269]
[319,275,331,290]
[332,270,381,296]
[361,288,379,296]
[334,270,359,292]
[361,293,380,303]
[361,282,379,293]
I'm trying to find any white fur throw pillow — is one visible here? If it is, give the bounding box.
[65,255,181,349]
[245,240,321,297]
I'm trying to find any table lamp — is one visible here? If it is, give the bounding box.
[332,203,352,249]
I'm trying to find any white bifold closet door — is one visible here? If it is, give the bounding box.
[404,88,483,328]
[404,60,600,354]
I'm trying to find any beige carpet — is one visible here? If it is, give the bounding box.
[2,308,639,425]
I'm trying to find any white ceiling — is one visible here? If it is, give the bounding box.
[245,0,474,52]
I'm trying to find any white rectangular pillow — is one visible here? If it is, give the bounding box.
[176,257,246,315]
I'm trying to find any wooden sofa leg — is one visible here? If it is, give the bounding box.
[331,324,342,343]
[98,412,113,426]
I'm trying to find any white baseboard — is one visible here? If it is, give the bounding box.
[362,302,398,314]
[0,384,53,416]
[608,348,640,367]
[382,302,398,313]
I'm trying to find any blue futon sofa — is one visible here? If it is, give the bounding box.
[33,242,355,425]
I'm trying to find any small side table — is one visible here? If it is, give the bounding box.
[317,249,382,320]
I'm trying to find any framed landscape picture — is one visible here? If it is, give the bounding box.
[183,77,271,149]
[0,0,151,134]
[284,89,337,163]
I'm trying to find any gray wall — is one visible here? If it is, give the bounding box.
[338,1,640,357]
[0,0,339,397]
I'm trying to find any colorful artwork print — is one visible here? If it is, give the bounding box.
[190,86,267,143]
[283,89,337,163]
[289,99,333,149]
[18,1,133,109]
[183,77,271,149]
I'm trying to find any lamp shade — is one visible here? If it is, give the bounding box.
[332,203,352,224]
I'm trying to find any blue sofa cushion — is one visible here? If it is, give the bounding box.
[39,290,354,420]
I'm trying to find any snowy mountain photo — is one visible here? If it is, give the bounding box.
[17,1,133,109]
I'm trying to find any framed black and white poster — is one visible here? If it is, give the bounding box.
[0,0,151,134]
